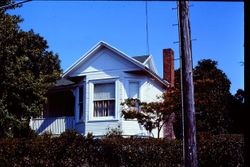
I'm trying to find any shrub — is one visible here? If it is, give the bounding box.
[198,134,244,167]
[104,126,123,138]
[0,134,244,166]
[12,121,37,138]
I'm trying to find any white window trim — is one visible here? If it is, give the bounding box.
[88,78,119,121]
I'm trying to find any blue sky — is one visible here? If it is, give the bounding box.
[8,1,244,94]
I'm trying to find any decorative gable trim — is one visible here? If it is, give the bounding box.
[62,41,168,88]
[143,55,158,74]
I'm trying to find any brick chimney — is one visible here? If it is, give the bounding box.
[163,48,176,140]
[163,49,174,87]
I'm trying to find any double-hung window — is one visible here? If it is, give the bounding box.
[93,83,115,117]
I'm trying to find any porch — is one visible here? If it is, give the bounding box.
[31,78,78,135]
[29,116,75,135]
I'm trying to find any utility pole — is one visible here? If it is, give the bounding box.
[244,0,249,166]
[178,1,198,167]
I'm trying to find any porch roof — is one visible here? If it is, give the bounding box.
[55,78,75,87]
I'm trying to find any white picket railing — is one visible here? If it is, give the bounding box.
[30,116,75,135]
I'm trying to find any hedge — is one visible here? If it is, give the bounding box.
[197,133,244,167]
[0,131,244,167]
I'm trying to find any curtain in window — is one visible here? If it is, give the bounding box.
[94,100,115,117]
[94,83,115,100]
[94,83,115,117]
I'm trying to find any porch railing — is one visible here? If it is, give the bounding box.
[29,116,75,135]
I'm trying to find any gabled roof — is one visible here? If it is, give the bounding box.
[132,55,158,74]
[62,41,168,88]
[132,55,150,64]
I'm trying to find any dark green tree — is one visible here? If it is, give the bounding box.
[193,59,232,134]
[0,1,61,137]
[228,89,244,133]
[173,59,233,136]
[171,69,182,139]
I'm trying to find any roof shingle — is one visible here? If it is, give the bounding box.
[132,55,150,63]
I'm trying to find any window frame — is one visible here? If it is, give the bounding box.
[88,79,118,121]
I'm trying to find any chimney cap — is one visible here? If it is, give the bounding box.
[163,48,174,54]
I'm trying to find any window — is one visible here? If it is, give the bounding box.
[128,81,140,112]
[129,81,139,99]
[93,83,115,117]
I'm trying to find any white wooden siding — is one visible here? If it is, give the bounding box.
[122,120,146,136]
[140,79,164,102]
[30,117,75,135]
[75,122,85,134]
[85,121,121,136]
[122,120,163,138]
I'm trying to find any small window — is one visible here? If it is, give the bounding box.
[129,81,139,99]
[93,83,115,117]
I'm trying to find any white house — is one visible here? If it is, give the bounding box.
[30,41,174,138]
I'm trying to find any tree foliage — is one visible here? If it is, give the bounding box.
[173,59,234,136]
[228,89,245,133]
[121,95,176,138]
[0,1,61,137]
[193,59,232,134]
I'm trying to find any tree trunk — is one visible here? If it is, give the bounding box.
[164,112,176,140]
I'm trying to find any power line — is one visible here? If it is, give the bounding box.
[145,0,150,56]
[0,0,31,10]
